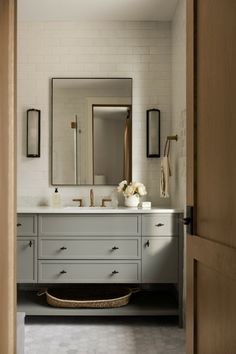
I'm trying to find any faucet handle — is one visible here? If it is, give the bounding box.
[101,198,112,207]
[72,198,83,207]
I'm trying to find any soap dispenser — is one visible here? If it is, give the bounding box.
[51,187,61,208]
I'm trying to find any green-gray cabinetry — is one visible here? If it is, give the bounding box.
[17,215,38,283]
[17,212,182,284]
[17,211,183,322]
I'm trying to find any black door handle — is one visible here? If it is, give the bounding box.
[182,217,192,225]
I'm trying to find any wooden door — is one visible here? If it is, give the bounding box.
[186,0,236,353]
[0,0,16,353]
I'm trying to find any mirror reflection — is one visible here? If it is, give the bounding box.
[52,78,132,185]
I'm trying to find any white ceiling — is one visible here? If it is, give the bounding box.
[18,0,178,22]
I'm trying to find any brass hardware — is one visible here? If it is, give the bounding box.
[145,240,150,247]
[166,134,178,141]
[72,198,83,207]
[71,122,77,129]
[101,198,112,207]
[29,241,32,247]
[60,247,67,250]
[112,246,119,250]
[112,270,119,275]
[155,223,164,227]
[90,189,95,207]
[17,223,22,227]
[60,270,67,274]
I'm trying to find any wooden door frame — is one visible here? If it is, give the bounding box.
[0,0,16,353]
[186,0,195,351]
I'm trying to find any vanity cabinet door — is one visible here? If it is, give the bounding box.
[142,237,178,283]
[17,214,37,237]
[17,238,37,283]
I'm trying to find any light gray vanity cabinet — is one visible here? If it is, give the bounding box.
[141,214,179,283]
[17,238,37,283]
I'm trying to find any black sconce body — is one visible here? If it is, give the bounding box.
[27,109,41,158]
[146,108,160,158]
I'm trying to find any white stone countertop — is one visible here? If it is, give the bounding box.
[17,206,183,214]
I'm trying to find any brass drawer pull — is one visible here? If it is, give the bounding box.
[60,247,67,250]
[17,223,22,227]
[155,223,164,227]
[112,270,119,275]
[60,270,67,274]
[112,246,119,250]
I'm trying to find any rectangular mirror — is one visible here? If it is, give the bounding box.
[146,108,160,158]
[52,78,132,185]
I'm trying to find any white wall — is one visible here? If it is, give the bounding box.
[17,21,172,207]
[171,0,186,325]
[171,0,186,209]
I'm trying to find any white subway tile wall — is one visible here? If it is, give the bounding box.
[171,0,186,210]
[17,21,173,207]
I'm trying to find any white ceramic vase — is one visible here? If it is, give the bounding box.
[124,194,140,207]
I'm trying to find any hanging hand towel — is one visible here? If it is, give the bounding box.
[160,140,171,198]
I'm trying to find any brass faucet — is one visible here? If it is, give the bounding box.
[101,198,112,207]
[72,198,83,207]
[90,188,95,207]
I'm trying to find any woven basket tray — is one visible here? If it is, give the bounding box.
[38,286,139,309]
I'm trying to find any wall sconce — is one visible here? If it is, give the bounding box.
[146,108,160,157]
[27,109,41,157]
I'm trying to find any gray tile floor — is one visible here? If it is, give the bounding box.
[25,317,185,354]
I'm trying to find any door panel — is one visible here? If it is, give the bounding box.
[187,0,236,352]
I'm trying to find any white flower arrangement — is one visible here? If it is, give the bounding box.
[117,180,147,198]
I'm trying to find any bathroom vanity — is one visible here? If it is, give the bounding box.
[17,207,183,324]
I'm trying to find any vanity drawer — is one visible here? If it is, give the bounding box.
[142,214,178,236]
[17,214,37,236]
[38,237,141,259]
[39,214,141,236]
[38,260,141,283]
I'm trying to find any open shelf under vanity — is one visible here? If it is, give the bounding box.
[17,286,179,318]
